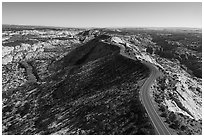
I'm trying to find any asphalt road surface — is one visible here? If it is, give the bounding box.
[140,62,171,135]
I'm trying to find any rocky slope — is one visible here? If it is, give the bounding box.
[2,27,155,135]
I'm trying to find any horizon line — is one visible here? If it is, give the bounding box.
[2,24,202,30]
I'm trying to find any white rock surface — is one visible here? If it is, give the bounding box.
[165,99,193,118]
[2,46,14,57]
[2,55,13,65]
[111,37,124,44]
[173,74,202,120]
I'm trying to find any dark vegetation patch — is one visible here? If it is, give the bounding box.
[3,40,38,47]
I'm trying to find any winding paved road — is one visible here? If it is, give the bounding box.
[105,40,171,135]
[140,62,171,135]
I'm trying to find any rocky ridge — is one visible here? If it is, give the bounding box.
[2,29,155,135]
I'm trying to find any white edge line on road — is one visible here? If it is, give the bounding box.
[140,72,162,135]
[149,94,172,135]
[141,95,160,135]
[149,69,172,135]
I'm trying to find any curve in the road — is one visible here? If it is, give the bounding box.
[103,40,171,135]
[139,61,171,135]
[111,41,171,135]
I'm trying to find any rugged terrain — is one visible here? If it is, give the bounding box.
[2,25,202,135]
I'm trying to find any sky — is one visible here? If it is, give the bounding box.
[2,2,202,28]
